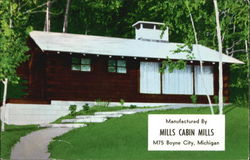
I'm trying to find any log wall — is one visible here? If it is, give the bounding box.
[19,40,230,104]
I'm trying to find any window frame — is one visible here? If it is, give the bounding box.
[71,57,92,72]
[107,59,127,74]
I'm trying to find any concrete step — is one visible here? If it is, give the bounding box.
[116,111,137,115]
[76,115,106,119]
[102,114,123,118]
[62,117,107,123]
[40,123,87,128]
[94,111,123,115]
[76,114,123,118]
[94,111,120,115]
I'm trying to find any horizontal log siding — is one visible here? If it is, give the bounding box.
[19,40,230,104]
[33,52,229,104]
[44,53,139,101]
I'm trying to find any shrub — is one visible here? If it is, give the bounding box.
[95,98,101,106]
[213,96,227,104]
[213,95,219,104]
[95,99,110,107]
[130,105,137,109]
[190,95,198,104]
[83,103,90,111]
[104,101,110,107]
[234,95,248,107]
[120,99,125,106]
[69,105,77,116]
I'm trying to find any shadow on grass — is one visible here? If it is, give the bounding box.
[5,125,39,132]
[209,105,236,114]
[0,121,39,132]
[224,105,237,114]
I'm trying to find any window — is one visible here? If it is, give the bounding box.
[140,62,161,94]
[71,57,91,72]
[162,65,193,95]
[139,62,214,95]
[195,66,214,95]
[108,60,127,73]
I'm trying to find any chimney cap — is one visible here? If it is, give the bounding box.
[132,21,164,27]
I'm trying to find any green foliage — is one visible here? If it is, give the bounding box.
[119,99,125,106]
[171,44,193,55]
[0,26,29,83]
[233,95,248,108]
[58,0,122,36]
[0,79,27,101]
[160,43,195,73]
[230,61,248,90]
[160,57,186,73]
[213,95,226,104]
[69,105,77,116]
[82,103,90,111]
[0,1,34,84]
[213,95,219,104]
[95,99,110,107]
[130,105,137,109]
[230,86,248,104]
[190,95,198,104]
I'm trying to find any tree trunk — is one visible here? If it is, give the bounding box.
[2,3,12,131]
[246,40,249,109]
[186,2,214,114]
[44,0,51,32]
[63,0,71,33]
[9,6,13,28]
[1,78,8,132]
[213,0,224,114]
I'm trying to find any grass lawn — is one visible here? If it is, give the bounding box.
[49,105,248,160]
[0,123,39,159]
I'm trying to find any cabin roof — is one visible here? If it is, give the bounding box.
[30,31,243,64]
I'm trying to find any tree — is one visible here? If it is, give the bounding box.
[213,0,224,114]
[63,0,71,33]
[44,0,51,31]
[184,0,214,114]
[69,0,122,35]
[0,0,34,131]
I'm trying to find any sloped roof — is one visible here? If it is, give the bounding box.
[30,31,243,64]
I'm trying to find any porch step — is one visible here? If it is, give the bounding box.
[62,117,107,123]
[76,114,123,118]
[76,115,105,119]
[40,123,87,128]
[116,111,137,115]
[94,111,125,115]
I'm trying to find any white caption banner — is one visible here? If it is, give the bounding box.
[148,114,225,151]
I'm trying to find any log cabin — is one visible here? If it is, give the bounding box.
[17,21,243,104]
